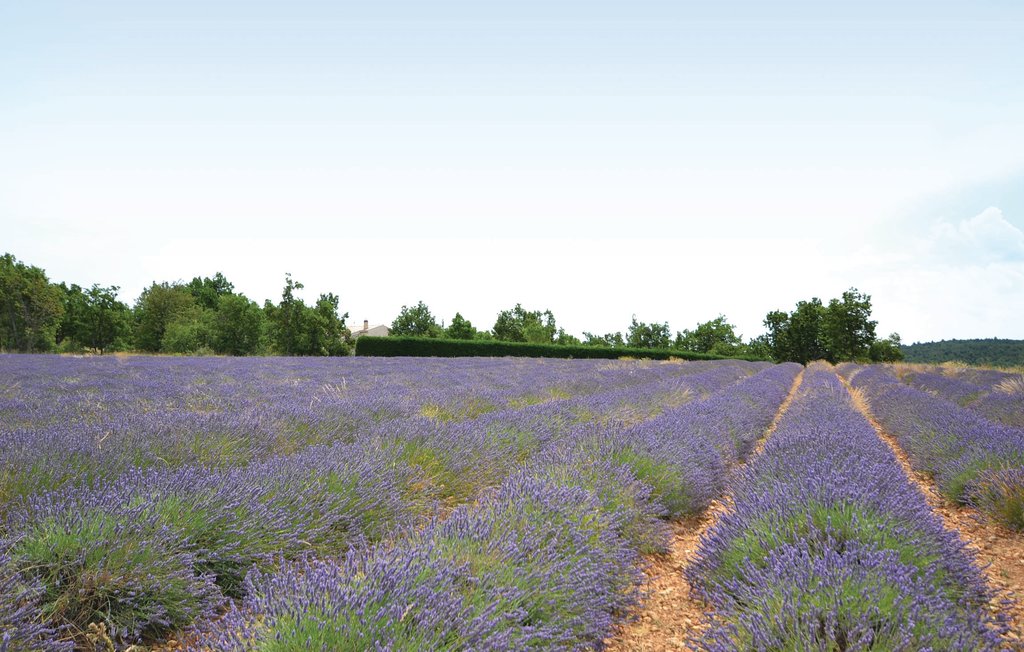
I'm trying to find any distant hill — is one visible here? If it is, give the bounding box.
[901,338,1024,367]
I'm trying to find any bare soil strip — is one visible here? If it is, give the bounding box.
[604,369,805,651]
[841,376,1024,645]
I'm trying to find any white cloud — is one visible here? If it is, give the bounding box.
[927,207,1024,264]
[852,206,1024,341]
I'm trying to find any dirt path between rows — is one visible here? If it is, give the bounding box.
[604,369,805,651]
[841,375,1024,646]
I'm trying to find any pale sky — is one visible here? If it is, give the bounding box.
[2,1,1023,343]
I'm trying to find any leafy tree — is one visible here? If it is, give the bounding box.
[161,311,214,354]
[58,284,131,353]
[763,299,829,364]
[186,273,235,310]
[134,282,198,352]
[213,293,266,355]
[787,299,829,363]
[265,274,349,356]
[445,312,477,340]
[307,293,350,356]
[554,328,581,346]
[266,273,305,355]
[391,301,443,337]
[583,331,625,347]
[492,304,557,344]
[821,288,877,362]
[869,332,904,362]
[626,316,672,349]
[0,254,64,352]
[676,315,742,354]
[56,283,89,350]
[902,338,1024,367]
[763,289,885,364]
[745,334,773,360]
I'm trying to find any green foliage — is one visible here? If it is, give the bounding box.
[763,289,885,364]
[492,304,557,343]
[869,332,904,362]
[582,331,624,347]
[676,315,743,355]
[57,283,131,353]
[265,273,305,355]
[625,316,672,349]
[133,282,199,352]
[714,501,943,594]
[901,338,1024,367]
[821,289,877,361]
[444,311,477,340]
[354,335,762,361]
[745,334,773,360]
[554,328,581,346]
[10,509,218,641]
[161,310,215,354]
[391,300,443,337]
[212,293,266,355]
[0,253,64,352]
[185,273,235,310]
[608,447,693,521]
[265,274,350,356]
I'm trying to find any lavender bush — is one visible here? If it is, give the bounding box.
[843,363,1024,529]
[2,354,771,647]
[690,366,1003,650]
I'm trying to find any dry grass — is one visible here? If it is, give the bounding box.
[994,376,1024,395]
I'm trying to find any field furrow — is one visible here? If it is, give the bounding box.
[604,368,804,651]
[840,372,1024,644]
[688,364,1004,649]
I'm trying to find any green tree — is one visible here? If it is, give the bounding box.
[307,293,350,356]
[213,293,266,355]
[676,315,742,354]
[265,275,349,356]
[78,284,132,354]
[0,254,64,352]
[763,299,829,364]
[869,332,904,362]
[626,316,672,349]
[161,310,214,354]
[554,328,581,346]
[56,283,89,350]
[391,301,443,337]
[762,289,886,364]
[445,312,477,340]
[821,288,877,362]
[185,273,235,310]
[583,331,625,347]
[492,304,557,344]
[267,273,305,355]
[133,282,198,352]
[746,334,773,360]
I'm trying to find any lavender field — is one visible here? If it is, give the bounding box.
[1,355,1021,651]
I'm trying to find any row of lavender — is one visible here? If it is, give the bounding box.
[184,362,801,650]
[842,364,1024,530]
[892,364,1024,428]
[689,365,1004,649]
[0,356,770,649]
[0,355,745,515]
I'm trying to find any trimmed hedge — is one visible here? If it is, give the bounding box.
[354,336,766,361]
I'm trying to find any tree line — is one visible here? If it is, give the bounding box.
[1,254,347,356]
[1,252,902,362]
[901,338,1024,367]
[390,291,903,363]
